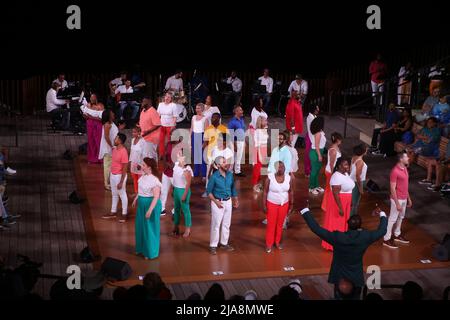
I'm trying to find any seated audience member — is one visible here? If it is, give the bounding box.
[364,292,384,301]
[46,81,70,130]
[415,88,440,124]
[0,147,17,175]
[143,272,166,299]
[408,117,441,163]
[393,109,414,143]
[370,103,399,153]
[431,94,450,137]
[421,141,450,192]
[402,281,423,301]
[204,283,225,301]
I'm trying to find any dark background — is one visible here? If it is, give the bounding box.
[0,0,449,77]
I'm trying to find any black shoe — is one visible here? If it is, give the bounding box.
[235,173,246,178]
[209,247,217,255]
[8,214,21,219]
[220,244,235,252]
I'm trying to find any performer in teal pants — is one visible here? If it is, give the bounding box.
[133,158,162,260]
[172,156,193,238]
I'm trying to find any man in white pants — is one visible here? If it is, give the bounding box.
[207,156,239,255]
[383,151,412,249]
[102,133,129,223]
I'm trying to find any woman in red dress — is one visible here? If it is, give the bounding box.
[84,94,104,164]
[321,132,343,211]
[322,158,355,251]
[285,91,303,147]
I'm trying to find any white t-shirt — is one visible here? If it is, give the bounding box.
[287,80,308,96]
[157,102,178,127]
[209,146,234,165]
[192,116,207,133]
[326,147,342,173]
[330,172,355,194]
[311,131,326,149]
[165,75,183,92]
[254,129,268,147]
[258,76,273,93]
[115,85,133,94]
[267,173,291,206]
[130,138,145,174]
[350,159,368,182]
[138,174,162,197]
[250,108,268,128]
[173,163,193,188]
[204,106,221,124]
[98,122,119,159]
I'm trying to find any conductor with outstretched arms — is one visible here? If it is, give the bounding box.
[300,201,387,300]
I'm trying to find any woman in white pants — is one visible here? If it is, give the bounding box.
[102,133,129,223]
[98,110,118,190]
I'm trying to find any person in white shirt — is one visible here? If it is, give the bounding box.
[109,72,127,106]
[172,156,193,238]
[46,81,70,130]
[98,110,119,190]
[287,74,308,105]
[208,134,234,177]
[309,116,326,195]
[129,126,145,196]
[250,97,268,129]
[203,95,221,124]
[115,79,139,121]
[258,68,274,112]
[165,70,184,93]
[224,71,243,113]
[262,161,293,253]
[252,116,269,192]
[321,158,355,251]
[53,73,68,90]
[157,93,178,159]
[321,132,343,212]
[350,144,368,217]
[305,105,320,177]
[190,103,209,178]
[398,63,412,105]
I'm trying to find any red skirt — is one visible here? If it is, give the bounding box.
[321,193,352,251]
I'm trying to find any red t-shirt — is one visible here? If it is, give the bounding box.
[390,164,409,200]
[111,146,129,175]
[369,60,387,83]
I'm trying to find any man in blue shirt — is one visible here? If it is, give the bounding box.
[432,94,450,137]
[227,105,246,177]
[206,156,239,255]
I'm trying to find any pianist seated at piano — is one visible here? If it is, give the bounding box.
[115,79,140,121]
[46,81,70,130]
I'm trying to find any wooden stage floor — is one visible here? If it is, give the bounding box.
[74,155,450,287]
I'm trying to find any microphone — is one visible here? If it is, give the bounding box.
[193,69,197,78]
[215,82,219,92]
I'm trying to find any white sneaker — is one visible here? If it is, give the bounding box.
[171,208,175,215]
[309,188,319,195]
[201,192,208,198]
[6,167,16,175]
[316,187,324,193]
[262,218,267,225]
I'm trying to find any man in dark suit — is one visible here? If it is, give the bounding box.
[300,205,387,300]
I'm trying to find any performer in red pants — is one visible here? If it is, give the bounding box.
[262,161,293,253]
